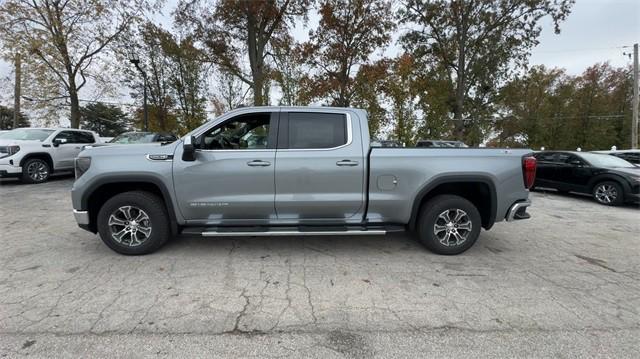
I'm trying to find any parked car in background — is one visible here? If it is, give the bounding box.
[533,151,640,206]
[83,132,178,149]
[592,150,640,165]
[416,140,468,148]
[0,128,101,183]
[370,140,404,147]
[71,106,535,255]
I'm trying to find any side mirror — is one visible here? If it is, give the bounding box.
[182,135,196,162]
[52,138,67,147]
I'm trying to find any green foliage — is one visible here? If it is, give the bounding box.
[80,103,131,137]
[0,105,30,130]
[399,0,574,142]
[124,22,208,134]
[495,64,633,150]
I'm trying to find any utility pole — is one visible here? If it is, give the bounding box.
[13,53,21,129]
[632,43,638,149]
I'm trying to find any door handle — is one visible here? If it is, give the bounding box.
[247,160,271,167]
[336,160,359,167]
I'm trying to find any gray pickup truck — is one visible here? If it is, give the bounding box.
[71,106,536,255]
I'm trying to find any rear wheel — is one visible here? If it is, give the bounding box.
[21,158,50,184]
[416,195,482,255]
[97,191,171,255]
[592,181,623,206]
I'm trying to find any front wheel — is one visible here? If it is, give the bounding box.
[416,195,482,255]
[593,181,623,206]
[21,158,50,184]
[97,191,171,255]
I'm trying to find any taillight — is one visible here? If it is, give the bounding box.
[522,156,537,189]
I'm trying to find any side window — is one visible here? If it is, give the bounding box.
[564,155,584,165]
[556,153,570,163]
[199,113,271,150]
[73,131,95,144]
[53,131,75,143]
[287,113,347,149]
[535,152,556,162]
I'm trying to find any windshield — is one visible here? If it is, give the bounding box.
[580,152,634,168]
[0,129,55,141]
[109,132,156,144]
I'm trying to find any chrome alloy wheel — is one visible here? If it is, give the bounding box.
[107,206,152,247]
[433,208,473,247]
[594,184,618,204]
[27,161,48,181]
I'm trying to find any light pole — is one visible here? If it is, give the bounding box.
[128,52,149,132]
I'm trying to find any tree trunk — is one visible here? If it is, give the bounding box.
[69,88,81,129]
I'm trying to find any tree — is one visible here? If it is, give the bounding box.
[399,0,574,141]
[80,102,131,137]
[270,34,310,106]
[0,105,30,130]
[176,0,311,106]
[211,72,250,115]
[0,0,152,128]
[302,0,395,106]
[496,63,633,150]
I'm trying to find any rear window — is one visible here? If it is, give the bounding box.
[287,113,347,149]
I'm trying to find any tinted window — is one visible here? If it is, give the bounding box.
[288,113,347,149]
[200,113,271,150]
[556,153,570,163]
[73,131,95,143]
[535,152,556,162]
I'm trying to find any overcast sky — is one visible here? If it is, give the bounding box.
[0,0,638,111]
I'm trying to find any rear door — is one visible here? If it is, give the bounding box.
[533,152,558,187]
[274,111,365,221]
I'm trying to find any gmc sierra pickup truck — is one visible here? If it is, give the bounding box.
[71,106,536,255]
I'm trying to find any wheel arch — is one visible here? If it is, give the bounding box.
[408,175,497,231]
[588,174,631,194]
[20,153,54,170]
[81,175,179,234]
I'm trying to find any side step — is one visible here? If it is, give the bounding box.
[181,225,405,237]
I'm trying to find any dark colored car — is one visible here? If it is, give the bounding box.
[109,132,178,144]
[593,150,640,165]
[416,140,468,148]
[533,151,640,206]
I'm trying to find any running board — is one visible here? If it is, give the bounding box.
[181,225,404,237]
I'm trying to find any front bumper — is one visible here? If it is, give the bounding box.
[0,163,22,177]
[506,200,531,221]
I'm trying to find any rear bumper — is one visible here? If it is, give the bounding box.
[506,200,531,221]
[73,210,89,225]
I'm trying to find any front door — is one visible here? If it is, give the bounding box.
[51,130,92,169]
[274,111,364,221]
[173,112,278,223]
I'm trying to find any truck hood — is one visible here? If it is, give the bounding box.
[0,139,44,146]
[80,141,180,157]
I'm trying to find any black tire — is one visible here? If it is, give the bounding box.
[21,158,51,184]
[416,195,482,255]
[592,181,624,206]
[97,191,171,255]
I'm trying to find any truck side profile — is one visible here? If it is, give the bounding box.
[71,107,536,255]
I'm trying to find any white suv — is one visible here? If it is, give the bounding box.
[0,128,101,183]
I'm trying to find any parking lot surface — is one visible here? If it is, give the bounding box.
[0,176,639,358]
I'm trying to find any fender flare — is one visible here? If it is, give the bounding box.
[81,173,179,234]
[408,174,498,230]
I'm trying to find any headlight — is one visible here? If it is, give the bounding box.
[0,145,20,159]
[75,157,91,179]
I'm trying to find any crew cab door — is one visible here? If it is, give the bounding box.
[274,111,365,221]
[173,112,278,223]
[51,130,95,169]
